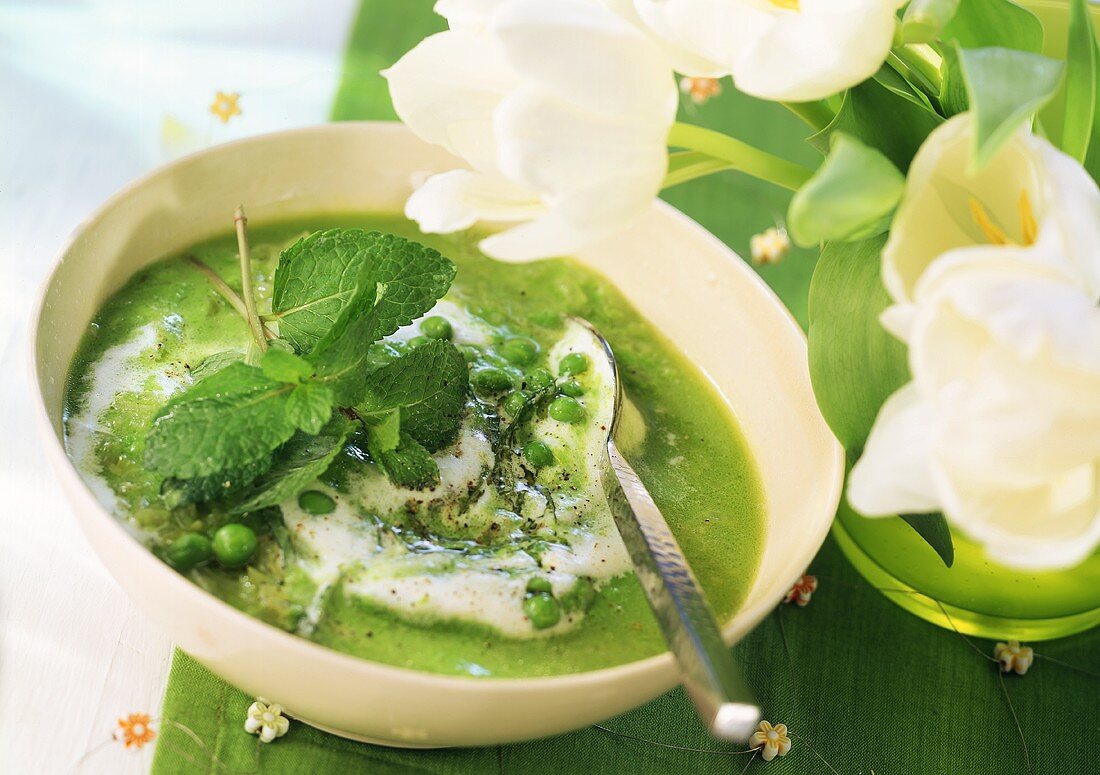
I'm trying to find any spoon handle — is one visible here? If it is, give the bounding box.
[604,440,761,742]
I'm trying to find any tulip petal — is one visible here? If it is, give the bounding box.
[494,86,669,195]
[383,30,515,173]
[908,254,1100,486]
[406,169,544,234]
[934,462,1100,571]
[629,0,770,78]
[848,383,942,517]
[1031,139,1100,298]
[491,0,677,122]
[479,85,668,260]
[433,0,506,30]
[883,114,1047,303]
[733,0,899,102]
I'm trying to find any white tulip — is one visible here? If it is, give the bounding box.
[849,254,1100,570]
[434,0,507,30]
[621,0,902,101]
[882,113,1100,336]
[385,0,677,261]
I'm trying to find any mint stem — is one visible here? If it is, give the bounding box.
[187,254,276,341]
[235,205,268,352]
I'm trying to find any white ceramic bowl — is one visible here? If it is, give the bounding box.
[30,122,843,747]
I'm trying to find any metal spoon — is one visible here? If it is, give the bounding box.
[572,316,761,743]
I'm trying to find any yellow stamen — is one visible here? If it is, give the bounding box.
[770,0,799,9]
[1018,190,1038,246]
[969,198,1009,245]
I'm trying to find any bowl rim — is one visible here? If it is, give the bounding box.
[28,120,844,692]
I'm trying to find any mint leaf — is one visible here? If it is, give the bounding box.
[231,427,351,514]
[356,339,467,452]
[368,431,440,490]
[364,408,401,452]
[161,454,272,507]
[310,242,457,405]
[272,230,455,358]
[189,350,244,382]
[262,348,314,383]
[145,362,299,479]
[272,230,385,354]
[353,234,456,342]
[285,383,334,435]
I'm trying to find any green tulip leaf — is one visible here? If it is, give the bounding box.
[957,46,1064,171]
[937,44,969,117]
[900,0,962,45]
[1061,0,1098,163]
[807,235,910,454]
[809,77,942,172]
[788,134,904,247]
[900,513,956,568]
[1086,35,1100,185]
[941,0,1043,53]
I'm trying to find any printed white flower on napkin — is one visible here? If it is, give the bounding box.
[384,0,677,261]
[617,0,903,101]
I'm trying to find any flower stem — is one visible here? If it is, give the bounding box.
[234,205,268,353]
[667,122,814,191]
[662,150,734,189]
[780,100,835,132]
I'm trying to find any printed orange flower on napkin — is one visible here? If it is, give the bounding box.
[115,712,157,750]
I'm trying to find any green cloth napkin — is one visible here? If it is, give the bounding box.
[152,2,1100,772]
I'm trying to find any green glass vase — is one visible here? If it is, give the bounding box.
[834,0,1100,642]
[834,499,1100,641]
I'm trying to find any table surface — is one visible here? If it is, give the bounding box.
[0,3,357,771]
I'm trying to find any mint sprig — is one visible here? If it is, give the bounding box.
[145,362,302,479]
[155,216,467,512]
[356,338,467,452]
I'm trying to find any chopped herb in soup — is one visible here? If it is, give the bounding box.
[63,213,765,678]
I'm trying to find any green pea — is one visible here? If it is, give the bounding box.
[165,533,213,571]
[523,592,561,629]
[558,379,584,397]
[558,352,590,376]
[500,336,539,366]
[526,576,553,594]
[458,344,481,363]
[525,368,554,391]
[474,367,513,393]
[298,490,336,515]
[523,440,555,469]
[420,316,453,340]
[212,523,258,568]
[407,335,431,348]
[548,396,585,424]
[502,390,531,417]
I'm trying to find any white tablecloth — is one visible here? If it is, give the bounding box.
[0,3,359,770]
